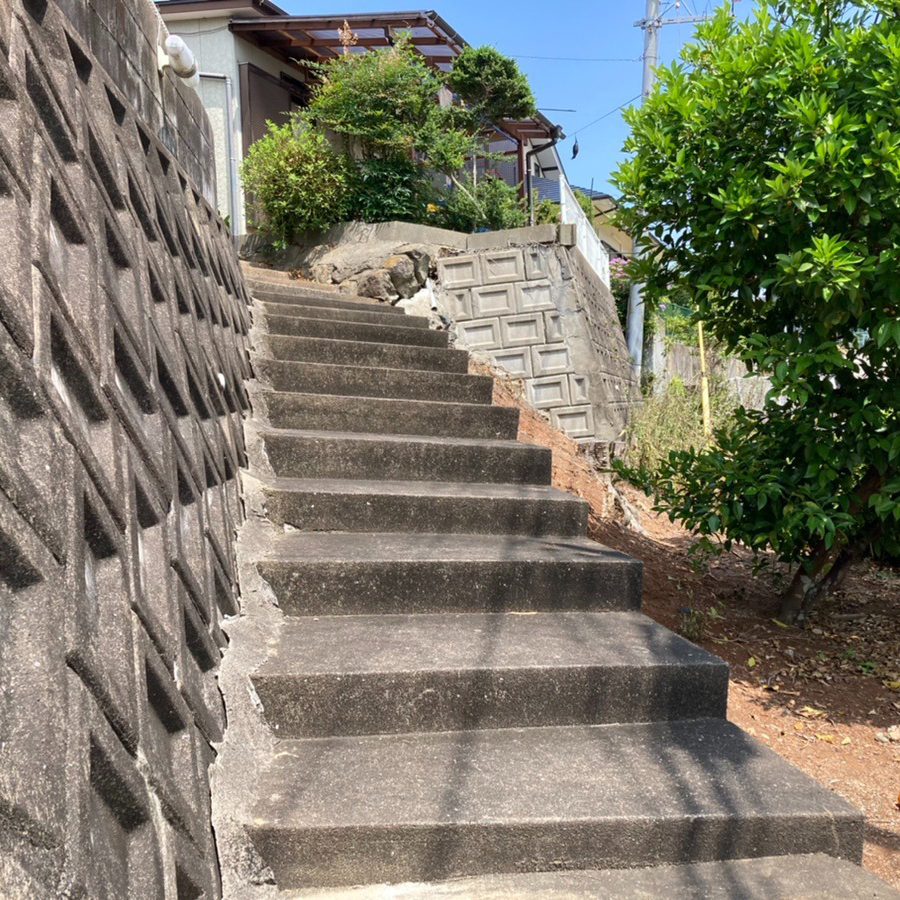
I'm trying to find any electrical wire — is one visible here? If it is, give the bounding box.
[512,54,641,62]
[569,93,642,136]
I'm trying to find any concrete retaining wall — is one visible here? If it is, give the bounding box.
[437,233,638,442]
[0,0,250,895]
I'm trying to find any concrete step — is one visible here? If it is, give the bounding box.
[247,282,407,315]
[278,855,900,899]
[246,718,863,889]
[256,532,641,616]
[257,300,431,329]
[263,313,449,349]
[252,611,728,737]
[259,392,519,440]
[253,358,494,405]
[260,477,587,535]
[258,428,552,485]
[263,335,469,373]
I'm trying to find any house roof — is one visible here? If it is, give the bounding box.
[156,0,287,21]
[228,10,465,71]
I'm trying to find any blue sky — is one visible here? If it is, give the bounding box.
[278,1,731,194]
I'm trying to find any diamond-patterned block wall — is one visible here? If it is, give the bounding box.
[0,0,250,896]
[437,240,637,442]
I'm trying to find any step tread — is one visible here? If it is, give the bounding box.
[249,284,406,313]
[277,855,899,899]
[257,300,431,329]
[261,531,631,565]
[263,314,449,348]
[256,611,725,677]
[250,719,859,829]
[257,426,535,452]
[260,389,503,412]
[260,477,583,504]
[264,335,469,372]
[253,357,493,403]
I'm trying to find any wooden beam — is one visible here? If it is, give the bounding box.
[231,16,431,34]
[264,35,452,49]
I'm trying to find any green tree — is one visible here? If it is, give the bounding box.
[304,38,536,228]
[445,45,535,126]
[240,116,347,247]
[613,0,900,624]
[307,37,441,160]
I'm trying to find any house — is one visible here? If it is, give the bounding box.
[155,3,582,240]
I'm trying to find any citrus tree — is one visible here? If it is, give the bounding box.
[613,0,900,623]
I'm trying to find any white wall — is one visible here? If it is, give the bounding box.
[166,20,302,233]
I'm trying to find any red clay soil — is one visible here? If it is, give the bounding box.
[477,361,900,889]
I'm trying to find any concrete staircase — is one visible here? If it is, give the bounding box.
[232,268,887,897]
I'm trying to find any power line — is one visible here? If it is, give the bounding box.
[569,93,642,135]
[512,54,641,62]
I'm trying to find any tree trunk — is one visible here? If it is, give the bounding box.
[776,467,882,625]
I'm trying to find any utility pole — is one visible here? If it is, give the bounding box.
[627,1,714,379]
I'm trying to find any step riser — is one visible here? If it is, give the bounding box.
[264,335,469,373]
[249,817,863,890]
[258,559,642,616]
[253,664,728,737]
[248,284,407,315]
[258,301,430,329]
[254,358,494,405]
[261,434,552,485]
[264,314,449,349]
[262,490,587,536]
[261,394,519,441]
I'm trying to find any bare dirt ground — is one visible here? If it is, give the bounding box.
[477,361,900,889]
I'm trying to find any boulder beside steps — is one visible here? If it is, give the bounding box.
[228,268,893,897]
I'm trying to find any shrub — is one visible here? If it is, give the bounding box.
[240,117,347,247]
[307,37,441,159]
[533,198,560,226]
[573,189,596,227]
[346,156,433,224]
[623,376,738,474]
[437,175,526,233]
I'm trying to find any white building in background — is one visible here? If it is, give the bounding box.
[155,2,608,285]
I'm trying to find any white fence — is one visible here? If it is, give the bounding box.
[559,177,610,287]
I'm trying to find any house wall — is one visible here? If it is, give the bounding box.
[0,0,251,895]
[165,19,305,232]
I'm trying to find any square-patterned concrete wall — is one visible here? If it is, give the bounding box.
[438,240,638,442]
[0,0,251,896]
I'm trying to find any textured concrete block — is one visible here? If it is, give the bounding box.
[527,375,571,410]
[438,255,480,289]
[472,284,515,317]
[524,245,552,280]
[500,314,546,347]
[443,288,472,321]
[0,2,247,892]
[491,347,533,378]
[532,343,571,376]
[515,280,554,312]
[552,405,596,439]
[569,373,590,403]
[481,249,525,284]
[457,317,502,350]
[544,310,563,341]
